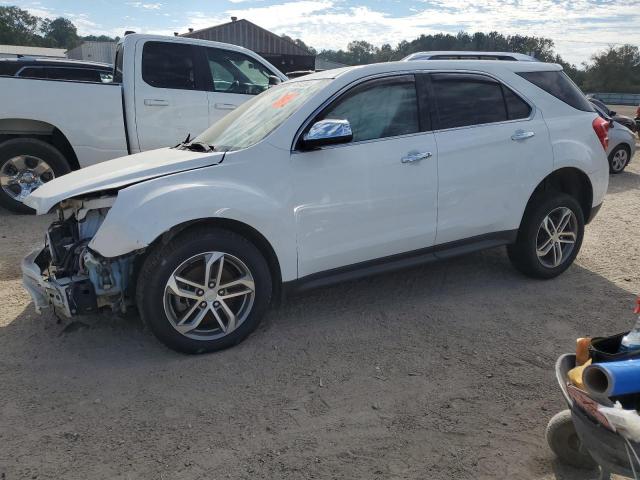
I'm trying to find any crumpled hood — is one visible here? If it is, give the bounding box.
[25,147,224,214]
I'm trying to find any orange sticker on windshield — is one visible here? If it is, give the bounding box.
[272,91,299,108]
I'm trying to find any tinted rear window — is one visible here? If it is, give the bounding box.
[142,41,197,90]
[432,73,507,129]
[517,71,593,112]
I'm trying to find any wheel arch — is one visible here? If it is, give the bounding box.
[138,217,284,302]
[0,118,80,170]
[525,167,594,224]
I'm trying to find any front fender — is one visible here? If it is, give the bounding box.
[89,163,296,281]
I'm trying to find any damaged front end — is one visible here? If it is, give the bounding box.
[22,195,137,317]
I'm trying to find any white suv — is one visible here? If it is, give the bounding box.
[22,60,610,353]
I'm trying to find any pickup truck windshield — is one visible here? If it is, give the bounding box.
[195,79,330,152]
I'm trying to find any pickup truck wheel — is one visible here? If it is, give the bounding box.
[0,138,71,214]
[608,145,630,174]
[507,193,584,279]
[136,228,272,354]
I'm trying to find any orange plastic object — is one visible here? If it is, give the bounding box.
[576,337,592,366]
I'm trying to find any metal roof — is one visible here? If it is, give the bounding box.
[0,44,66,58]
[182,19,313,57]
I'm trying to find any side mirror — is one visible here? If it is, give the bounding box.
[268,75,281,86]
[610,110,617,116]
[300,119,353,150]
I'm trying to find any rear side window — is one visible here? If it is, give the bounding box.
[517,71,593,112]
[319,75,419,142]
[503,87,532,120]
[431,73,507,129]
[17,67,48,79]
[46,67,102,82]
[142,41,197,90]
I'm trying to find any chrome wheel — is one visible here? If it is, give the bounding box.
[610,148,628,172]
[0,155,54,202]
[536,207,578,268]
[163,251,255,340]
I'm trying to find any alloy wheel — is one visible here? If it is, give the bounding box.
[163,251,256,340]
[0,155,55,202]
[611,148,628,172]
[536,207,578,268]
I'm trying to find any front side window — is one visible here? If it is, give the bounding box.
[432,73,507,129]
[142,41,197,90]
[205,48,274,95]
[195,79,330,152]
[319,75,420,142]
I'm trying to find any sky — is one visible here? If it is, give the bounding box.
[7,0,640,65]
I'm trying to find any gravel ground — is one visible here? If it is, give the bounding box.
[0,149,639,480]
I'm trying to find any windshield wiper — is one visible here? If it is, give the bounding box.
[180,141,215,152]
[173,133,215,152]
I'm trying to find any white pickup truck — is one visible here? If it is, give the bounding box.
[0,34,287,213]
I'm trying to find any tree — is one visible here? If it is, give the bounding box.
[583,45,640,93]
[281,34,317,55]
[41,17,80,49]
[0,6,43,46]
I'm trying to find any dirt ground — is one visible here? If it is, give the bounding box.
[1,144,639,480]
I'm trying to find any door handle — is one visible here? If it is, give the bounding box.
[214,103,237,110]
[511,130,535,141]
[144,99,169,107]
[401,151,432,163]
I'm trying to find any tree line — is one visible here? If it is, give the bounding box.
[0,6,117,51]
[312,33,640,93]
[2,5,638,93]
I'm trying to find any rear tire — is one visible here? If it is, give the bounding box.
[608,144,630,174]
[546,409,597,469]
[136,227,273,354]
[507,193,584,279]
[0,138,71,214]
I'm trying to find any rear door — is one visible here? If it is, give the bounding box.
[200,46,278,126]
[134,40,210,151]
[428,72,553,244]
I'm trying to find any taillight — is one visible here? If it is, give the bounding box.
[592,116,609,151]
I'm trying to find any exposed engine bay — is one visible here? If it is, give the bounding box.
[22,196,137,317]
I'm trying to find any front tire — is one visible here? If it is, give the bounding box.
[137,228,273,354]
[507,193,584,279]
[608,144,630,174]
[0,138,70,214]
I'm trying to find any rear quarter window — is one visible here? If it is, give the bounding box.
[517,71,593,112]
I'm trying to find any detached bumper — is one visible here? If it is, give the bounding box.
[22,247,73,317]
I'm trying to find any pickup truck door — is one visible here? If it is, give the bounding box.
[200,46,279,127]
[134,40,210,151]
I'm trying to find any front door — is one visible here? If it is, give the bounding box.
[134,40,210,151]
[292,74,439,277]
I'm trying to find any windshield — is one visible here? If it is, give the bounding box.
[195,79,330,152]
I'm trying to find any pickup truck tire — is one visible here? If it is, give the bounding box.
[0,138,71,214]
[137,227,273,354]
[507,193,584,279]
